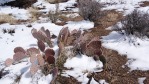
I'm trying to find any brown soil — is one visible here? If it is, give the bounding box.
[92,10,149,84]
[140,1,149,7]
[57,9,149,84]
[56,75,81,84]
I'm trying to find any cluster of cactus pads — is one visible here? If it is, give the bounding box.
[5,27,58,82]
[56,27,104,68]
[4,26,105,83]
[31,27,53,47]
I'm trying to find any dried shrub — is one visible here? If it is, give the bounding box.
[58,41,65,55]
[0,13,17,24]
[2,28,15,35]
[56,54,68,68]
[28,7,41,22]
[14,47,26,54]
[78,0,103,21]
[48,11,59,23]
[42,64,53,76]
[114,9,149,38]
[13,52,27,62]
[50,67,58,84]
[0,68,9,79]
[2,29,7,34]
[51,34,57,39]
[5,58,14,67]
[37,40,45,52]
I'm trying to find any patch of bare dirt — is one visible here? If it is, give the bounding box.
[56,75,81,84]
[140,1,149,7]
[92,10,149,84]
[56,9,149,84]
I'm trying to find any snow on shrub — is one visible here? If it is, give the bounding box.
[114,9,149,38]
[78,0,103,22]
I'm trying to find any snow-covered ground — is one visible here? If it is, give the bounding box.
[102,31,149,71]
[0,0,98,83]
[0,0,14,5]
[1,0,149,83]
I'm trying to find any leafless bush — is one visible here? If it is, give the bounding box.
[114,9,149,38]
[48,11,59,23]
[2,28,15,35]
[78,0,103,21]
[48,1,60,23]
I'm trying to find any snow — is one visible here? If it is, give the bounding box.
[0,7,95,84]
[100,0,148,15]
[62,55,103,83]
[1,0,149,83]
[138,77,146,84]
[0,6,29,20]
[0,0,14,5]
[99,79,109,84]
[33,0,77,12]
[102,31,149,70]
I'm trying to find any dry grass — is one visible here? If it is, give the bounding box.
[27,7,41,22]
[95,10,123,27]
[46,0,57,4]
[0,13,17,24]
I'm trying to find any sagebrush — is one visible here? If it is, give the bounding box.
[114,9,149,38]
[78,0,103,22]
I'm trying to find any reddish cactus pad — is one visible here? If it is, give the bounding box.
[44,49,55,57]
[30,54,37,64]
[37,54,45,66]
[47,55,55,64]
[14,47,26,54]
[13,52,27,61]
[30,64,39,75]
[37,40,45,52]
[5,58,14,67]
[27,47,40,56]
[45,29,51,39]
